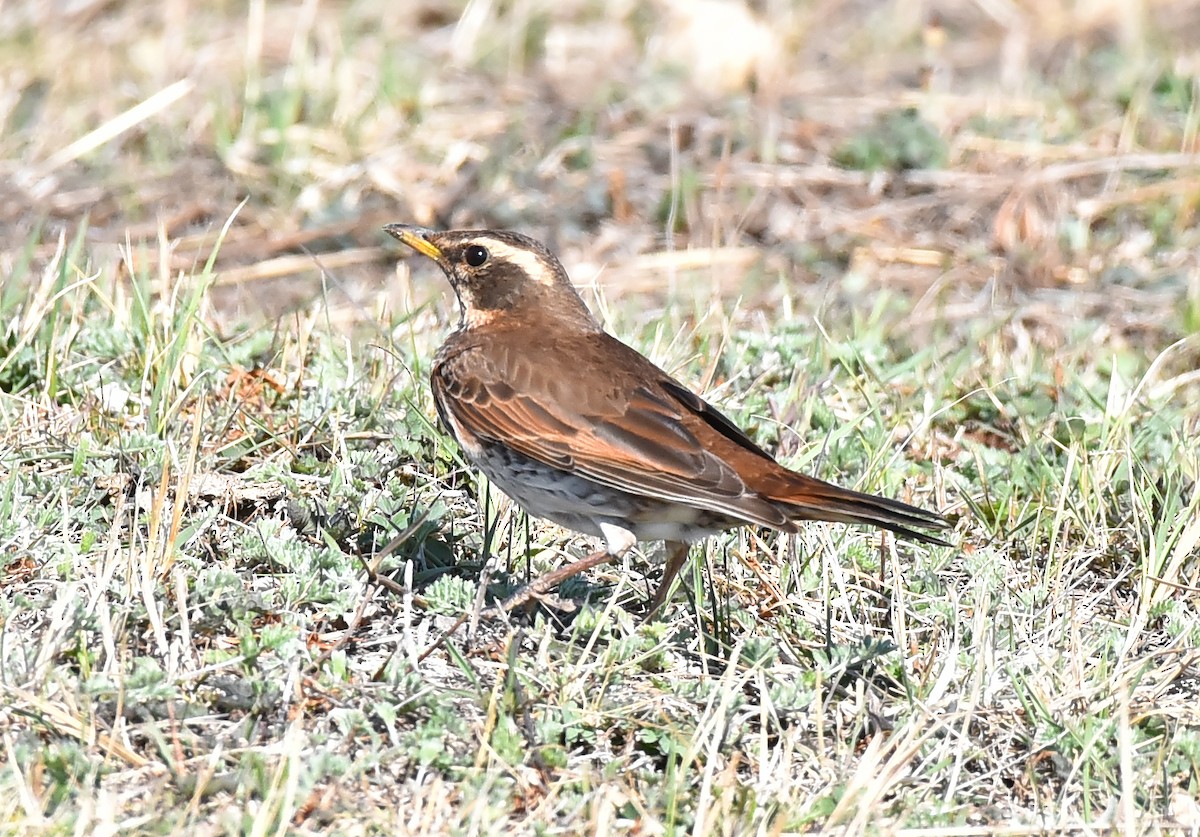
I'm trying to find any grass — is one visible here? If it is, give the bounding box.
[2,0,1200,833]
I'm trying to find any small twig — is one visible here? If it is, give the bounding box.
[418,610,471,664]
[212,247,388,286]
[360,507,434,580]
[311,508,436,669]
[466,563,492,644]
[310,584,378,672]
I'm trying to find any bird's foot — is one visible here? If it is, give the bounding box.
[487,547,616,617]
[638,541,692,623]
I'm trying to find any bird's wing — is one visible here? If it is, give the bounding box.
[431,340,793,529]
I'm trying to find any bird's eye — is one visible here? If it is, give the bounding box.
[464,245,489,267]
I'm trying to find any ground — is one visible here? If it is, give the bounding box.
[2,0,1200,834]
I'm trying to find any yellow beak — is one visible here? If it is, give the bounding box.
[384,224,443,261]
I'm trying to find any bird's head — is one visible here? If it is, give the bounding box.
[385,225,599,331]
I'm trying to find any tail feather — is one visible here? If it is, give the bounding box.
[768,475,951,547]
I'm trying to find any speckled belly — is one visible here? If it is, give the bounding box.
[469,442,736,543]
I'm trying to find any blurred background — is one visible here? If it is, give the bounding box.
[3,0,1199,343]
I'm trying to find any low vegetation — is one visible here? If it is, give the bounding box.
[2,0,1199,832]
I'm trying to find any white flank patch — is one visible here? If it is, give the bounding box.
[598,521,637,557]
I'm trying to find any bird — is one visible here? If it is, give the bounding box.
[385,224,950,616]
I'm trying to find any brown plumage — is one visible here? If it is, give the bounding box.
[386,224,949,614]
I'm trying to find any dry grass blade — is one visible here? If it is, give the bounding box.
[26,79,195,187]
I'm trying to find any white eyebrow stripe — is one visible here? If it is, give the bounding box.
[478,240,554,285]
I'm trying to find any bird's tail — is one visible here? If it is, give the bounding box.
[766,473,951,547]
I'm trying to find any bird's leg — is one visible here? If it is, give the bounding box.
[491,522,636,615]
[423,553,611,662]
[492,547,617,613]
[643,540,691,620]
